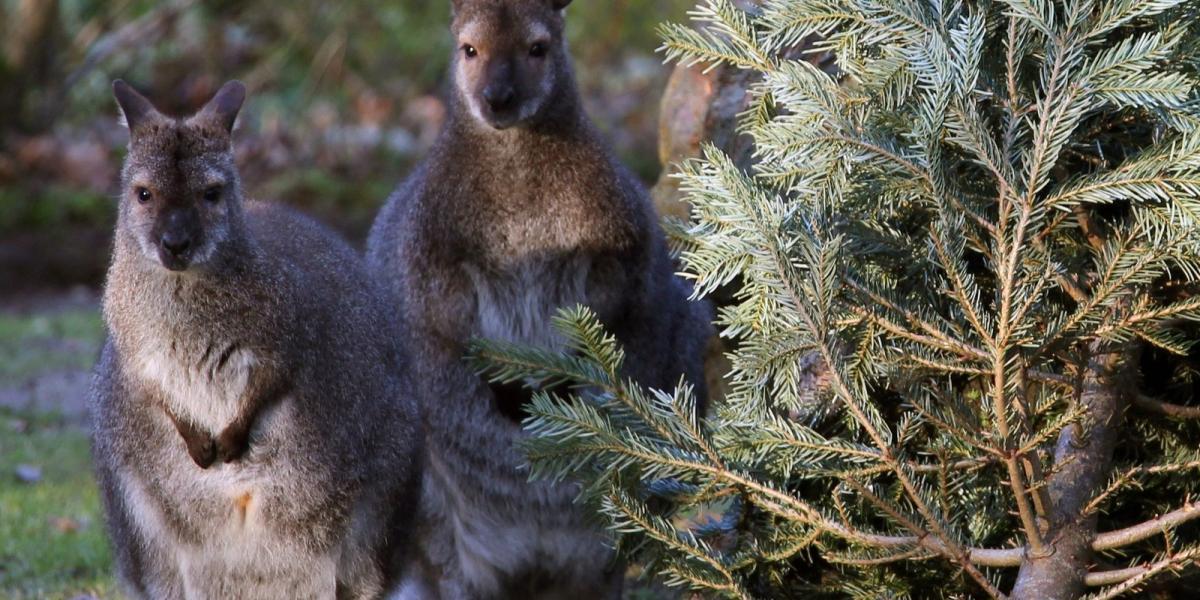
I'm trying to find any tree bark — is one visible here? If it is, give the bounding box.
[1010,347,1130,600]
[0,0,61,135]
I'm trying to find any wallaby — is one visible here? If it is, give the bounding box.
[366,0,713,597]
[91,80,422,600]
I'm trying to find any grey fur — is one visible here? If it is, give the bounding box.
[366,1,713,597]
[91,81,422,599]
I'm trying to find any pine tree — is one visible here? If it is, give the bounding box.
[474,1,1200,597]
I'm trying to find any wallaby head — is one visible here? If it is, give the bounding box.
[112,80,247,273]
[450,0,574,130]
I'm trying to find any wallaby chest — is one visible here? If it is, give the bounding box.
[116,396,331,596]
[448,150,637,349]
[107,273,266,437]
[450,136,632,254]
[463,254,592,350]
[131,330,257,435]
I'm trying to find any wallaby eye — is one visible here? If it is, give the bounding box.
[203,186,221,204]
[136,187,152,204]
[529,42,547,58]
[462,44,478,59]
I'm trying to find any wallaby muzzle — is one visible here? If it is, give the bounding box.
[155,209,202,271]
[481,62,522,129]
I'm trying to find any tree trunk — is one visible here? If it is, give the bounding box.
[1010,347,1130,599]
[0,0,62,135]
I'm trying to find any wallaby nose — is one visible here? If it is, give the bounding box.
[161,232,192,256]
[483,85,516,112]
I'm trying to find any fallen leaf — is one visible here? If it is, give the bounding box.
[50,516,81,534]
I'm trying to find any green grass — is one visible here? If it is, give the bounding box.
[0,307,113,598]
[0,409,114,599]
[0,310,104,385]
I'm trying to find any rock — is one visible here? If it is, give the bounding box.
[651,0,767,221]
[651,37,834,220]
[652,62,759,221]
[15,463,42,483]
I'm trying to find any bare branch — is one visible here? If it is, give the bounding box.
[1085,547,1200,600]
[1132,394,1200,420]
[1084,566,1149,587]
[1093,502,1200,552]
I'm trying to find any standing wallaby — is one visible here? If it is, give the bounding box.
[367,1,713,597]
[91,80,422,600]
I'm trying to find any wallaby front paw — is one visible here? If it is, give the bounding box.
[215,427,250,464]
[184,434,217,469]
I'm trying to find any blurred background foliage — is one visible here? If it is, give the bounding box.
[0,0,694,294]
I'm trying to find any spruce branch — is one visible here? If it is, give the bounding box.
[473,1,1200,595]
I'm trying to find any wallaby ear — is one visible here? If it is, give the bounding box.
[196,80,246,133]
[112,80,163,131]
[550,0,572,10]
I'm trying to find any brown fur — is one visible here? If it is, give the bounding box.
[368,1,713,597]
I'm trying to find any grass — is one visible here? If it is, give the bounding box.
[0,306,114,598]
[0,309,104,385]
[0,409,114,599]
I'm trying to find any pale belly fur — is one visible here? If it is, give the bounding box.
[465,255,591,350]
[128,341,340,599]
[132,336,257,435]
